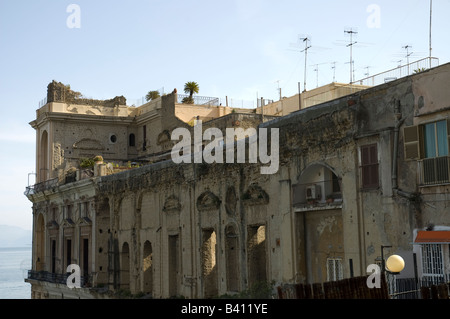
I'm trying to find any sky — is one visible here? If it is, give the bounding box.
[1,0,450,231]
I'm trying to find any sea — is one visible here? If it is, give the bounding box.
[0,247,32,299]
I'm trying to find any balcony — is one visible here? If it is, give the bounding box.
[418,156,450,186]
[27,270,88,287]
[24,177,59,196]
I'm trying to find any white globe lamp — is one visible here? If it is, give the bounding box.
[386,255,405,274]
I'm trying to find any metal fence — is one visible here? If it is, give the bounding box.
[353,57,439,87]
[277,275,389,299]
[24,177,59,196]
[388,274,450,299]
[177,94,221,106]
[277,273,450,299]
[27,270,88,287]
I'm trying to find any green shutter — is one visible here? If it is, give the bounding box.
[403,125,420,160]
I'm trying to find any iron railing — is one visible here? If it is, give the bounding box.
[177,94,220,106]
[24,177,59,196]
[387,274,450,299]
[27,270,88,287]
[353,57,439,87]
[418,156,450,186]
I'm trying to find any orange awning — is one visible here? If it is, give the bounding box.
[414,231,450,244]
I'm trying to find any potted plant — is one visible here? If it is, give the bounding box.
[93,155,104,164]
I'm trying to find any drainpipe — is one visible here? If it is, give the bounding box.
[392,100,404,190]
[392,100,416,201]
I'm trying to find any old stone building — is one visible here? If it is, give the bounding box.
[25,64,450,299]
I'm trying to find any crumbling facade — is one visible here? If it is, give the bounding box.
[25,65,450,298]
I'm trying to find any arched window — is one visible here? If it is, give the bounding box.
[39,130,48,182]
[129,133,135,147]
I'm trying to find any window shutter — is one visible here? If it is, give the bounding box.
[403,125,420,160]
[369,144,378,164]
[361,144,379,188]
[361,145,370,165]
[447,119,450,156]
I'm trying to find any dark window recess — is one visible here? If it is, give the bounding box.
[66,239,72,269]
[143,126,147,151]
[51,240,56,274]
[110,135,117,143]
[361,144,379,189]
[83,238,89,277]
[129,133,135,147]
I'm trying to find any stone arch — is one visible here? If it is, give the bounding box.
[121,242,130,290]
[35,213,45,271]
[197,191,221,212]
[39,130,48,182]
[242,184,269,206]
[293,162,344,284]
[293,162,342,205]
[142,240,153,294]
[163,195,181,213]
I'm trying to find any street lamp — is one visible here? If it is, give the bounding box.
[386,255,405,274]
[381,245,405,275]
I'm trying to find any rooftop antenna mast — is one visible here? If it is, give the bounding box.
[310,62,328,88]
[299,36,311,91]
[429,0,433,61]
[403,45,413,75]
[331,61,337,83]
[345,28,358,84]
[275,80,281,100]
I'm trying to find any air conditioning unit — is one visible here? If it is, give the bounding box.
[306,184,321,201]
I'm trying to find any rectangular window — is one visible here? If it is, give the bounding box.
[66,239,72,269]
[422,244,444,283]
[143,125,147,151]
[424,120,448,158]
[327,258,343,281]
[361,144,379,189]
[51,239,56,274]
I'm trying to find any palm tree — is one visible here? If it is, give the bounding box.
[182,81,199,104]
[146,90,161,102]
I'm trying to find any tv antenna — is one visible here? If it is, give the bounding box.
[331,61,337,83]
[289,34,332,91]
[310,62,329,88]
[345,28,358,83]
[275,80,281,100]
[403,45,413,74]
[345,60,355,85]
[299,37,312,91]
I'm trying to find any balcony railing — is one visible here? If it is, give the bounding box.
[24,177,59,196]
[418,156,450,186]
[27,270,88,287]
